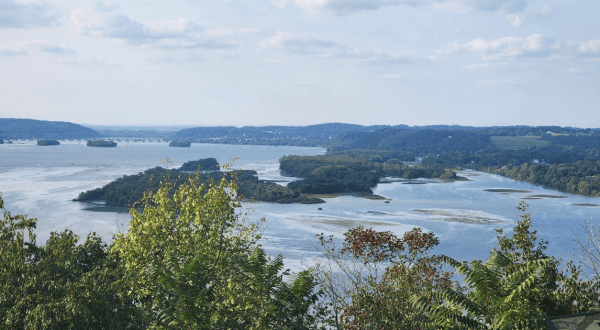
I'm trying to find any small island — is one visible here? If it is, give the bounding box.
[279,153,467,200]
[37,139,60,146]
[87,140,117,147]
[169,141,191,147]
[74,158,324,207]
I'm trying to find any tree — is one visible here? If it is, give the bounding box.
[411,201,600,329]
[312,226,451,329]
[0,193,143,329]
[340,228,452,330]
[110,171,323,329]
[411,253,553,329]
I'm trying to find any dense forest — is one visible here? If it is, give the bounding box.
[36,139,60,146]
[479,161,600,197]
[4,177,600,329]
[0,118,102,139]
[280,154,464,196]
[75,159,324,206]
[318,127,600,198]
[87,140,117,147]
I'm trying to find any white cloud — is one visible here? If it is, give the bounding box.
[144,18,203,38]
[0,45,27,56]
[293,0,538,24]
[466,34,559,57]
[0,0,62,28]
[70,11,249,51]
[0,41,76,56]
[259,31,429,64]
[442,36,600,62]
[443,34,560,60]
[258,31,335,53]
[70,9,105,36]
[562,67,584,74]
[205,28,260,37]
[293,0,416,15]
[578,40,600,54]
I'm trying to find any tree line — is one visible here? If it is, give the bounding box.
[478,161,600,197]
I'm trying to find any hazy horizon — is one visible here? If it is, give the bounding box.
[3,118,600,130]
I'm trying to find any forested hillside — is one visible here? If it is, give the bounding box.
[322,126,600,197]
[173,123,395,146]
[0,118,102,139]
[280,154,463,197]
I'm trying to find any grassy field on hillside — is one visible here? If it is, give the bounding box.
[491,136,551,150]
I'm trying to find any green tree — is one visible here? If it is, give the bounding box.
[0,193,143,329]
[110,171,323,329]
[411,253,552,329]
[411,201,600,329]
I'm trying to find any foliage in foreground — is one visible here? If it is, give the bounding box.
[317,201,600,330]
[111,172,324,329]
[4,180,600,329]
[0,194,143,329]
[1,172,324,329]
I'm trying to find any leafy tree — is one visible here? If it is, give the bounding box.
[110,171,323,329]
[0,193,143,329]
[339,228,452,330]
[411,253,553,329]
[411,201,600,329]
[312,226,451,329]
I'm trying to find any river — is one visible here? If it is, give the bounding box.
[1,140,599,271]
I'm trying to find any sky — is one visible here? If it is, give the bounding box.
[0,0,599,128]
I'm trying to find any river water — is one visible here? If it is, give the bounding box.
[1,141,599,271]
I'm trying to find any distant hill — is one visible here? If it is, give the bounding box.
[328,126,598,153]
[329,128,492,153]
[172,123,597,148]
[0,118,102,140]
[173,123,401,147]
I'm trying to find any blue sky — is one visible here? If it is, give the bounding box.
[1,0,599,127]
